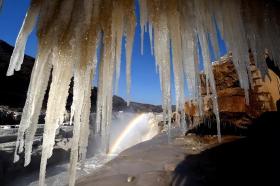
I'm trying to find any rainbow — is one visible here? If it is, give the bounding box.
[109,113,147,154]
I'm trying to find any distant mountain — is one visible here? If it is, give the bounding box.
[0,40,34,108]
[0,40,162,124]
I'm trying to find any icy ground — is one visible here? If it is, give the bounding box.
[76,131,235,186]
[8,112,161,186]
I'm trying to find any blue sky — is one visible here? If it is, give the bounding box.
[0,0,226,105]
[0,0,164,105]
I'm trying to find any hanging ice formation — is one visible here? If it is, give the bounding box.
[5,0,280,185]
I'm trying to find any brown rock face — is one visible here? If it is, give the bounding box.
[217,88,246,113]
[213,59,240,91]
[186,55,280,128]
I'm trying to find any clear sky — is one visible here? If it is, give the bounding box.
[0,0,226,105]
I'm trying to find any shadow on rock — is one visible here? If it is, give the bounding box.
[171,111,280,186]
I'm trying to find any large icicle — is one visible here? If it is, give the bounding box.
[78,0,101,159]
[192,0,222,142]
[38,0,77,185]
[112,1,124,94]
[14,0,73,165]
[180,0,196,101]
[124,0,136,105]
[22,53,52,166]
[67,1,96,185]
[95,0,113,154]
[7,0,41,76]
[152,1,172,142]
[39,49,74,186]
[219,0,251,104]
[167,0,185,133]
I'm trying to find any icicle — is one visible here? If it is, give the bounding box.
[69,69,84,186]
[38,1,78,184]
[68,65,94,186]
[124,1,136,105]
[179,0,196,103]
[78,30,100,162]
[78,75,92,160]
[112,1,124,94]
[199,32,221,142]
[139,0,148,55]
[7,0,41,76]
[167,0,185,134]
[39,47,74,186]
[14,0,74,166]
[218,0,251,104]
[149,23,154,56]
[192,0,222,142]
[151,1,172,142]
[194,41,204,117]
[95,47,104,137]
[67,1,97,185]
[23,53,52,166]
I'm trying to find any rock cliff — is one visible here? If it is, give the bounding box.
[186,54,280,131]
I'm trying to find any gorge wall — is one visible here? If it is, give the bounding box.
[185,55,280,128]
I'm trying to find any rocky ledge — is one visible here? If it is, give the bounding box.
[77,111,280,186]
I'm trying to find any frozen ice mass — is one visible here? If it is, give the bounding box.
[4,0,280,185]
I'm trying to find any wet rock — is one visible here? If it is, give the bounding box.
[127,176,135,183]
[173,137,185,145]
[164,163,176,172]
